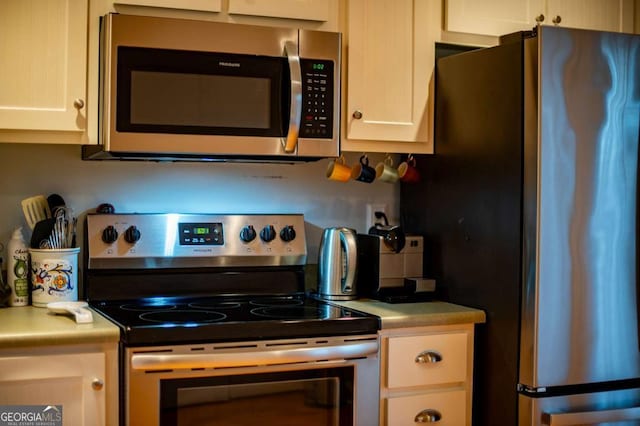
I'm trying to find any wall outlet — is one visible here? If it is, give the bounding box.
[366,203,388,233]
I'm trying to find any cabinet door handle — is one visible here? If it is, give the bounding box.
[73,98,85,110]
[91,378,104,391]
[415,350,442,363]
[352,110,363,120]
[415,408,442,423]
[535,14,545,23]
[552,15,562,25]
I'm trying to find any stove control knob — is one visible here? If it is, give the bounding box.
[260,225,276,242]
[124,225,141,244]
[101,225,118,244]
[279,225,296,242]
[239,225,257,243]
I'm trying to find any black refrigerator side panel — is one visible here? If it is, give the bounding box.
[400,42,525,426]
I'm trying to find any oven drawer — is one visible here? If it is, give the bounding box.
[386,389,466,426]
[386,332,467,388]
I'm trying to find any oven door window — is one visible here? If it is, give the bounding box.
[116,47,289,137]
[160,367,353,426]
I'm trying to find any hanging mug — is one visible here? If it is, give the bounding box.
[326,155,352,182]
[351,155,376,183]
[398,154,420,183]
[375,156,399,183]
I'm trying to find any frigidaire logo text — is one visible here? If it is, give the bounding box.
[219,61,240,68]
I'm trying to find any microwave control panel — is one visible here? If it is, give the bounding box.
[300,59,334,139]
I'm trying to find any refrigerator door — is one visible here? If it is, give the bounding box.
[522,26,640,389]
[519,389,640,426]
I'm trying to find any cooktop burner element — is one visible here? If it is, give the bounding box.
[249,298,304,307]
[249,305,324,319]
[139,309,227,324]
[84,214,380,346]
[121,303,178,311]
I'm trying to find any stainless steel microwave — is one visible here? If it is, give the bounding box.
[82,14,341,162]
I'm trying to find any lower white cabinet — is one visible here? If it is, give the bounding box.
[387,390,467,426]
[0,344,118,426]
[379,324,476,426]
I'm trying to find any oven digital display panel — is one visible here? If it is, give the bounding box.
[179,223,223,245]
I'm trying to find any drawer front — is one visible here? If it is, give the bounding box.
[387,332,467,388]
[386,389,466,426]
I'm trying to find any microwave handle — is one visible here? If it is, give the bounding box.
[283,41,302,153]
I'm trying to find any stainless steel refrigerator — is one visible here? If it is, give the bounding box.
[401,26,640,425]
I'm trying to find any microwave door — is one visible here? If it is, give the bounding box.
[111,47,290,154]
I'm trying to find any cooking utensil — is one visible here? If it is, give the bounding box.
[47,301,93,323]
[46,193,66,216]
[30,218,56,249]
[317,227,358,300]
[21,195,51,230]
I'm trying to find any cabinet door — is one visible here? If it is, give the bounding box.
[446,0,543,37]
[0,0,87,132]
[546,0,634,33]
[114,0,222,12]
[344,0,434,150]
[0,352,106,426]
[446,0,634,36]
[228,0,329,21]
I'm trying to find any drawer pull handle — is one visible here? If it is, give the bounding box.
[415,408,442,423]
[415,350,442,364]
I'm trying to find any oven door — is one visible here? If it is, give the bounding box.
[125,336,380,426]
[161,367,354,425]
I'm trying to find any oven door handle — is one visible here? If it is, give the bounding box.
[131,340,378,371]
[282,40,302,154]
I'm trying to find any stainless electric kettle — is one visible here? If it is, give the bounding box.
[317,227,358,300]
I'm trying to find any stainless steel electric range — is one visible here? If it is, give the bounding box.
[83,213,380,426]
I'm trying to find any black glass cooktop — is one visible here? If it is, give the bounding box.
[90,295,380,346]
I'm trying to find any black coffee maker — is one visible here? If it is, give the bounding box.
[357,214,435,303]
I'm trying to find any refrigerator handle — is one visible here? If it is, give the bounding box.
[637,124,640,352]
[543,406,640,425]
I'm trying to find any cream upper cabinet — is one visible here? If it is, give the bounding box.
[544,0,634,32]
[0,0,88,143]
[114,0,222,12]
[446,0,634,37]
[228,0,330,22]
[341,0,437,154]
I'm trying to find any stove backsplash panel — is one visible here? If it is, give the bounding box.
[0,144,399,264]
